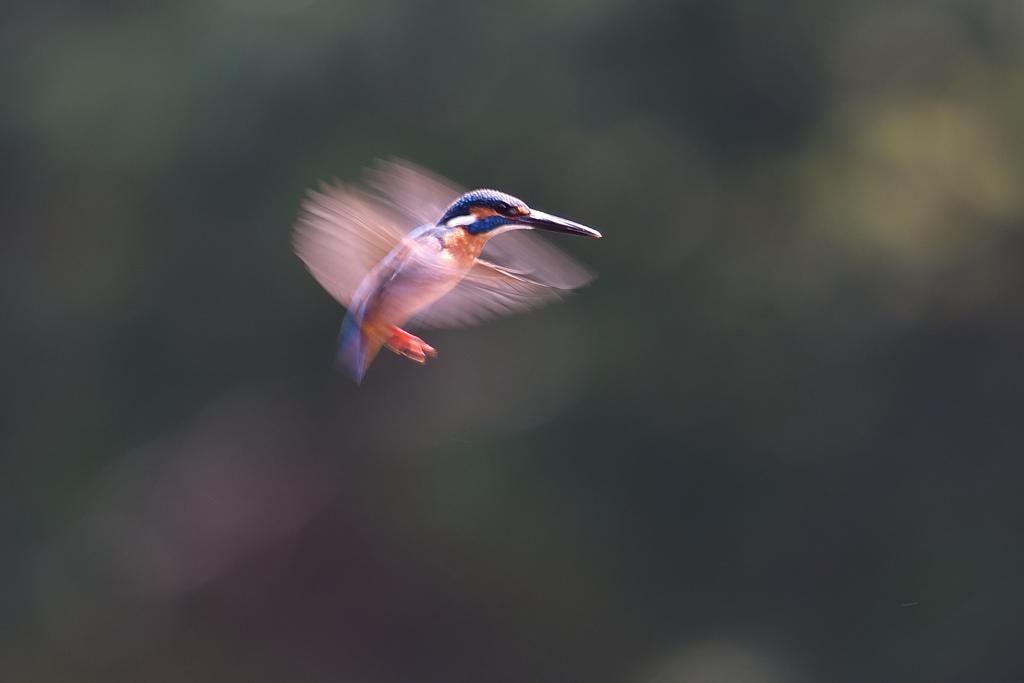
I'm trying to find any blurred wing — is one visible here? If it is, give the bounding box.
[410,230,597,330]
[293,180,415,307]
[294,159,465,307]
[478,229,596,290]
[364,158,463,228]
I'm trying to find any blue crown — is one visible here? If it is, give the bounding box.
[437,189,528,227]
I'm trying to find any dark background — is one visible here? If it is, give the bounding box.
[3,1,1024,681]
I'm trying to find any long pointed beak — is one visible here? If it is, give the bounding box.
[517,209,602,238]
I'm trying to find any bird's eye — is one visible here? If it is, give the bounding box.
[495,202,511,214]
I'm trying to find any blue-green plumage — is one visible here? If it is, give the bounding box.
[438,190,528,231]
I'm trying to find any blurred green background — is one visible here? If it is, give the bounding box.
[4,1,1024,681]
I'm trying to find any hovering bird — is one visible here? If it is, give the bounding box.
[294,159,601,382]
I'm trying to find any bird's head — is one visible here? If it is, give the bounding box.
[438,189,602,239]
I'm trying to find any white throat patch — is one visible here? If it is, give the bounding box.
[444,214,478,228]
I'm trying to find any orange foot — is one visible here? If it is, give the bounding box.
[384,325,437,364]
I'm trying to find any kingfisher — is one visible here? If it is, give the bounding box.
[294,159,601,382]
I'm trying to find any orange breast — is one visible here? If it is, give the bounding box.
[440,227,489,268]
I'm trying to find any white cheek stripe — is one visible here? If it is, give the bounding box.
[445,214,478,228]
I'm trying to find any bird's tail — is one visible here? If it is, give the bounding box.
[336,311,383,384]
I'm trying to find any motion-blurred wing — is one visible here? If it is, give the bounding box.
[410,230,596,330]
[364,158,463,228]
[294,159,466,308]
[479,229,596,290]
[293,179,413,307]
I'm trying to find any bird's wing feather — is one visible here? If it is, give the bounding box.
[293,181,419,307]
[478,229,596,290]
[409,230,596,330]
[293,160,464,308]
[364,158,463,227]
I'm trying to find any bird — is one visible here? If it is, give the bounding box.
[293,159,601,383]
